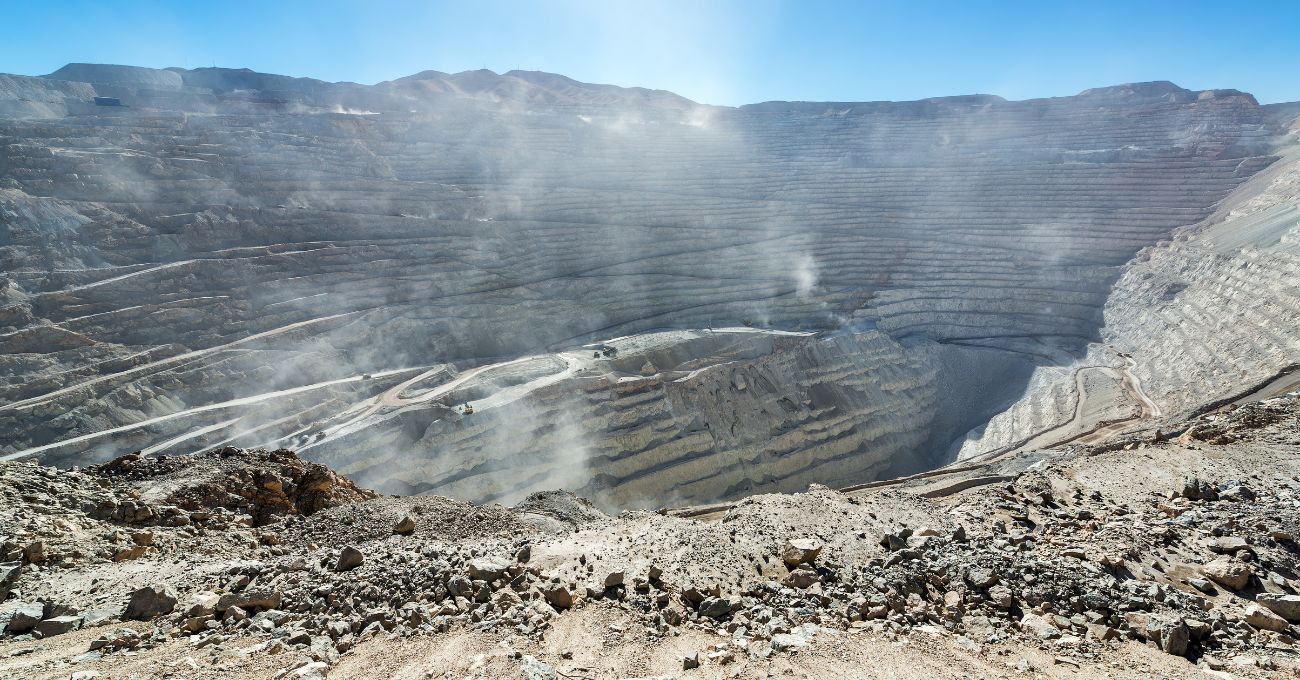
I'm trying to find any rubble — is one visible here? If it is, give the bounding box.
[0,393,1297,678]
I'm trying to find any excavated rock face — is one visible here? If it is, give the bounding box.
[955,107,1300,460]
[0,64,1292,506]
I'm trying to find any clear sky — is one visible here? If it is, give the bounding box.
[2,0,1296,106]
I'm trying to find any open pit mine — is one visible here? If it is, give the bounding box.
[4,64,1300,680]
[0,65,1297,511]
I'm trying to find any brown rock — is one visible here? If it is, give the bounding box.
[335,546,364,572]
[783,566,819,589]
[392,516,416,535]
[541,584,574,610]
[987,584,1014,609]
[781,538,823,567]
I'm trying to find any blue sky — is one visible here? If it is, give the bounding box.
[2,0,1296,106]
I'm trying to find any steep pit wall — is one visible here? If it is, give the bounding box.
[957,112,1300,459]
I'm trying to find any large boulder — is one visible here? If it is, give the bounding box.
[124,585,177,619]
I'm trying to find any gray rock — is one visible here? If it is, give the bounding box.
[185,591,221,618]
[5,602,44,633]
[1148,617,1189,657]
[35,615,82,637]
[124,585,177,619]
[521,655,556,680]
[1019,613,1060,639]
[879,533,907,552]
[682,652,699,670]
[1180,477,1218,501]
[446,575,471,599]
[698,597,733,619]
[1220,483,1256,502]
[467,556,510,581]
[1208,536,1249,554]
[81,606,121,627]
[287,661,330,680]
[770,632,810,651]
[217,589,281,612]
[0,562,19,600]
[965,566,998,589]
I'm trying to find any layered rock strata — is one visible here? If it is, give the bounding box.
[958,108,1300,460]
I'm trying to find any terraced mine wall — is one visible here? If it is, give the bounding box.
[955,108,1300,460]
[0,66,1288,505]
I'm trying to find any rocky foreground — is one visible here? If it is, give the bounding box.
[0,391,1297,678]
